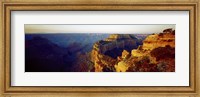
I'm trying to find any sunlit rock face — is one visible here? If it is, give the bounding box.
[91,28,175,72]
[91,34,141,72]
[116,28,175,72]
[142,28,175,50]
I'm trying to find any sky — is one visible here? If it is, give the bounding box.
[25,24,175,34]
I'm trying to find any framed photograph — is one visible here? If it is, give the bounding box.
[0,0,199,97]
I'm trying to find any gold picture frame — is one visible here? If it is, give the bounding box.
[0,0,199,97]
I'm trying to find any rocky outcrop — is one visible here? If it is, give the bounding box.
[115,28,175,72]
[92,34,139,54]
[91,34,141,72]
[91,28,175,72]
[142,29,175,50]
[131,28,175,57]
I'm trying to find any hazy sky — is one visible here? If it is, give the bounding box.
[25,24,175,34]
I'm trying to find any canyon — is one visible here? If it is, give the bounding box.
[25,28,175,72]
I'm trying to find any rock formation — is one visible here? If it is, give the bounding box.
[91,28,175,72]
[91,34,141,72]
[115,28,175,72]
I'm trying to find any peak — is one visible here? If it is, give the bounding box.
[105,34,136,41]
[109,34,131,39]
